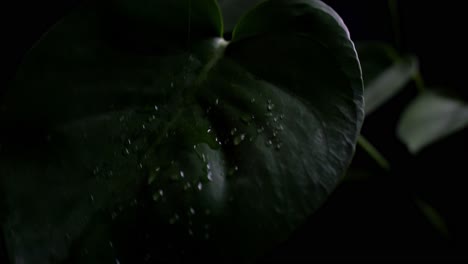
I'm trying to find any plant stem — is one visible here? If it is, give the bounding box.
[388,0,401,49]
[413,71,426,93]
[357,135,390,170]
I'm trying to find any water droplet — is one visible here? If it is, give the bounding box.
[188,229,194,236]
[250,98,256,103]
[179,171,185,178]
[257,127,265,133]
[154,105,159,111]
[278,124,284,131]
[207,171,213,181]
[241,114,251,124]
[127,139,132,145]
[233,134,246,145]
[139,163,143,169]
[111,212,117,219]
[184,182,192,190]
[93,167,100,175]
[273,117,278,122]
[275,143,282,150]
[152,194,159,201]
[267,140,273,146]
[171,82,174,87]
[273,131,278,137]
[215,98,219,105]
[109,170,113,176]
[153,190,164,201]
[189,207,196,215]
[197,182,203,191]
[142,124,146,130]
[90,194,95,203]
[230,128,237,136]
[109,241,114,248]
[201,154,206,162]
[155,167,160,172]
[206,163,211,170]
[267,100,274,111]
[228,165,239,176]
[148,175,156,185]
[116,259,121,264]
[207,128,212,133]
[125,148,130,155]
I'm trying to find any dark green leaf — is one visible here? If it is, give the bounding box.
[357,42,418,115]
[218,0,265,33]
[397,91,468,153]
[0,0,363,262]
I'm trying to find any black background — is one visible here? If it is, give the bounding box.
[2,0,468,262]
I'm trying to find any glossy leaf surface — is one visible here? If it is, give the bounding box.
[0,0,363,262]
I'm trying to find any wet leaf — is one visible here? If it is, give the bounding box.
[0,0,363,262]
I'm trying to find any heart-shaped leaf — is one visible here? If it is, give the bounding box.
[0,0,363,262]
[397,91,468,153]
[218,0,264,32]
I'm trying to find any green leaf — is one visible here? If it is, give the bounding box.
[0,0,363,262]
[218,0,265,33]
[397,91,468,153]
[357,42,419,115]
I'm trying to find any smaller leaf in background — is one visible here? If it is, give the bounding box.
[357,42,419,115]
[397,91,468,153]
[415,198,449,238]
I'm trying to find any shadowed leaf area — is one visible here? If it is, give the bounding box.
[0,0,363,262]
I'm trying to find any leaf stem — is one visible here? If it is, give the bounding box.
[357,135,390,170]
[388,0,401,49]
[413,71,426,93]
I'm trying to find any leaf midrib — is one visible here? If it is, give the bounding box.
[144,38,230,157]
